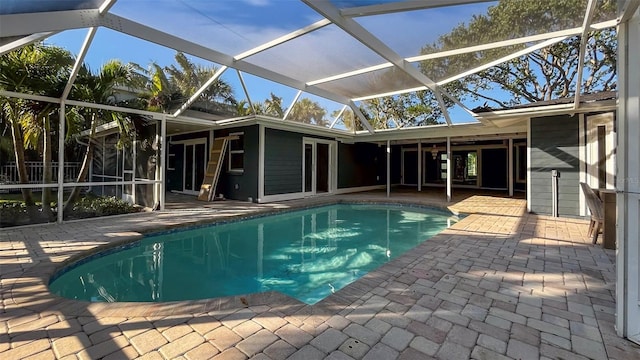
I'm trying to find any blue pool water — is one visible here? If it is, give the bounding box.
[49,204,453,304]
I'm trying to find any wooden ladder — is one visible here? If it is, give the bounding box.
[197,136,238,201]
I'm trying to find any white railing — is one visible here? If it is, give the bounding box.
[0,162,82,184]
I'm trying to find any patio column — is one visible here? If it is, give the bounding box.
[159,115,166,211]
[417,140,422,192]
[617,5,640,344]
[386,140,390,198]
[57,102,66,224]
[446,136,451,202]
[508,138,514,197]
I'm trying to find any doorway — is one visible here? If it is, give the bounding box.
[303,139,334,195]
[183,139,207,195]
[586,112,615,190]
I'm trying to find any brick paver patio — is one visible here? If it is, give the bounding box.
[2,191,640,359]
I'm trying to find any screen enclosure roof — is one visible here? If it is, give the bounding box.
[0,0,631,136]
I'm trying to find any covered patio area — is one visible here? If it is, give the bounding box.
[1,193,638,359]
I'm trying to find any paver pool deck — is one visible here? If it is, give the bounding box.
[2,191,640,359]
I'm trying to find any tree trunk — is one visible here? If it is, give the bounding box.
[62,114,97,214]
[8,107,40,222]
[41,113,53,221]
[9,115,35,206]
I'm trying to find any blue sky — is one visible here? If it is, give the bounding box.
[44,0,497,124]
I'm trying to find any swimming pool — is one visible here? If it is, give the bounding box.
[49,203,454,304]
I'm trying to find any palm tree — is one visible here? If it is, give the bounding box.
[63,60,138,213]
[260,93,285,118]
[289,98,327,126]
[165,52,236,109]
[0,43,74,219]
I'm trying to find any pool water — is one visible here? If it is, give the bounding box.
[49,204,453,304]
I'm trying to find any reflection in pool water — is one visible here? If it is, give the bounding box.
[50,204,454,304]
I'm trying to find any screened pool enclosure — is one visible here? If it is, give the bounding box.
[1,0,640,343]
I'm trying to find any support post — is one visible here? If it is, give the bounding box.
[386,140,391,198]
[508,138,514,197]
[446,136,451,202]
[617,5,640,344]
[57,102,65,224]
[159,116,166,211]
[417,140,422,192]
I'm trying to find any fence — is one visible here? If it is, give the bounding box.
[0,162,82,184]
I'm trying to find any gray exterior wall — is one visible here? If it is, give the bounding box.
[530,115,580,216]
[337,142,385,188]
[264,128,303,195]
[217,125,259,202]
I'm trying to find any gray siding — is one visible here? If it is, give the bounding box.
[264,128,303,195]
[217,125,259,202]
[530,115,580,216]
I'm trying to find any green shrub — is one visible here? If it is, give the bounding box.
[70,195,140,218]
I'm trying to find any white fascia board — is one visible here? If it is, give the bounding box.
[355,122,528,142]
[0,9,102,37]
[191,114,354,138]
[100,13,352,106]
[475,100,617,121]
[255,115,354,138]
[340,0,494,17]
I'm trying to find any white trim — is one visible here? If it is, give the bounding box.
[57,103,66,223]
[181,138,207,195]
[227,132,245,172]
[259,192,306,203]
[617,7,640,343]
[334,185,386,194]
[508,138,513,197]
[302,137,337,195]
[527,118,532,212]
[258,125,265,202]
[418,141,422,191]
[446,137,452,202]
[579,113,586,216]
[160,116,167,211]
[386,140,391,197]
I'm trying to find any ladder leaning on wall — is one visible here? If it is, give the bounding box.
[198,135,238,201]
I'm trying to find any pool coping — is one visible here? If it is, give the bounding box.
[13,198,467,318]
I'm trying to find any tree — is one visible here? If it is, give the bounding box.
[288,98,328,126]
[418,0,617,109]
[0,43,74,220]
[63,60,139,213]
[166,52,235,108]
[134,52,237,114]
[252,93,285,118]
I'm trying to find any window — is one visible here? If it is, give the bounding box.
[228,132,244,172]
[467,152,477,177]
